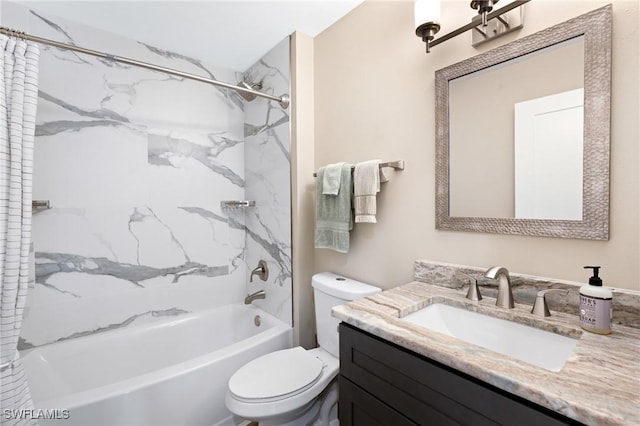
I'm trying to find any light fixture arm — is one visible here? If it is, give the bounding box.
[471,0,498,27]
[415,22,441,53]
[415,0,530,53]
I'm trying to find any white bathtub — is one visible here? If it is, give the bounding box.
[20,304,292,426]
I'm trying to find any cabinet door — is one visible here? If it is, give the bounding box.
[340,323,583,426]
[339,376,417,426]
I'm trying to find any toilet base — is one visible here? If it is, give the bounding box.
[257,380,338,426]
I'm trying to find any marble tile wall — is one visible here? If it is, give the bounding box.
[2,3,291,349]
[415,260,640,328]
[242,38,292,325]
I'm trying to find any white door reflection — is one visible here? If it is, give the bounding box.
[514,89,584,220]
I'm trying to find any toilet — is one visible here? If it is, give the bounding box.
[225,272,381,426]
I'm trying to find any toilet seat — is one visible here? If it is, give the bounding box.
[228,347,324,403]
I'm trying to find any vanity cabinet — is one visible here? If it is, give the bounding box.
[338,323,584,426]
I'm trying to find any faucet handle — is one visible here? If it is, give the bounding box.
[531,289,568,317]
[250,260,269,283]
[458,272,483,301]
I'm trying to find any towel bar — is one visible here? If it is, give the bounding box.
[313,160,404,177]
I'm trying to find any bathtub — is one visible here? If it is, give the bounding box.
[20,304,292,426]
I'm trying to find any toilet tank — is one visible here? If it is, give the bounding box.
[312,272,381,358]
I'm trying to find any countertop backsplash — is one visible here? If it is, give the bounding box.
[414,260,640,329]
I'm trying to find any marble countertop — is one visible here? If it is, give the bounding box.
[332,281,640,426]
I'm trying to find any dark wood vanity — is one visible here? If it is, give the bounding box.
[338,323,584,426]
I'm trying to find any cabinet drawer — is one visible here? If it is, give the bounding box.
[339,322,582,426]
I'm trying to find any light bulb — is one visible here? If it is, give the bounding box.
[414,0,441,30]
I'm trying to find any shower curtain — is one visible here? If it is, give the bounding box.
[0,35,40,426]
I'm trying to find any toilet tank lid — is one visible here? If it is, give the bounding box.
[311,272,381,301]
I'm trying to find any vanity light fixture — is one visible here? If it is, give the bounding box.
[414,0,530,53]
[414,0,441,53]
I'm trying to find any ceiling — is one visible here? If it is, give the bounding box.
[9,0,364,71]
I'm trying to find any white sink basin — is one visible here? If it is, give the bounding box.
[401,303,578,372]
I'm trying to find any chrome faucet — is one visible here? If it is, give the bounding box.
[484,266,515,309]
[250,260,269,283]
[244,290,265,304]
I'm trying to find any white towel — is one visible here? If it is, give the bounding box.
[354,160,381,223]
[322,162,346,195]
[379,166,389,183]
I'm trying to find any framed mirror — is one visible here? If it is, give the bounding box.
[435,5,611,240]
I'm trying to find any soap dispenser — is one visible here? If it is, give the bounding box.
[579,266,612,334]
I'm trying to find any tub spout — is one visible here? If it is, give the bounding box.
[244,290,265,304]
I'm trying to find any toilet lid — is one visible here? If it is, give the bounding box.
[229,347,324,402]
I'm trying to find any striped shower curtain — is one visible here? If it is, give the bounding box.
[0,35,40,426]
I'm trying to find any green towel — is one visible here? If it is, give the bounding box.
[322,162,345,195]
[314,163,353,253]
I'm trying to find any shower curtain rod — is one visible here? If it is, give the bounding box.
[0,26,290,109]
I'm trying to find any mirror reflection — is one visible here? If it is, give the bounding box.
[449,37,585,220]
